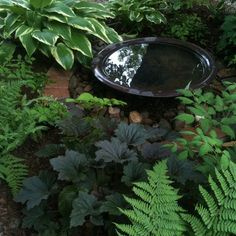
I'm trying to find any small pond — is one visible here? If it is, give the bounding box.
[93,37,216,97]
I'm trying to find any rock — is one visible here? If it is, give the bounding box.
[164,110,176,119]
[141,111,149,119]
[159,118,171,130]
[108,107,121,119]
[143,118,154,125]
[76,86,84,95]
[129,111,143,124]
[84,85,93,92]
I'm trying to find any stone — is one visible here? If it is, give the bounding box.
[159,118,171,130]
[143,118,154,125]
[84,85,93,92]
[129,111,143,124]
[108,107,120,119]
[164,110,176,119]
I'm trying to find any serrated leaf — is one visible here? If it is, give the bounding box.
[51,43,74,70]
[70,192,102,227]
[35,144,65,158]
[141,142,171,160]
[115,123,150,146]
[15,171,56,209]
[50,150,88,182]
[58,185,77,216]
[176,113,194,124]
[122,161,148,186]
[95,138,138,163]
[101,193,127,216]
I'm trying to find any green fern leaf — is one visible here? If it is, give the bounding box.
[116,160,186,236]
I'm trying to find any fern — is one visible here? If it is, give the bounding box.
[184,160,236,236]
[116,160,186,236]
[0,154,28,196]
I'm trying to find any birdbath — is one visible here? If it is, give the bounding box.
[92,37,216,97]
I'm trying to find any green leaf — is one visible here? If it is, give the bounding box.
[58,185,78,216]
[115,123,150,146]
[51,43,74,70]
[65,30,92,58]
[15,171,56,209]
[178,150,189,160]
[101,193,127,216]
[122,161,148,186]
[50,150,88,182]
[45,2,76,17]
[95,138,138,163]
[19,32,37,56]
[46,21,71,40]
[0,41,16,63]
[15,24,33,38]
[221,125,235,139]
[146,11,166,24]
[32,30,59,46]
[30,0,54,9]
[175,113,194,124]
[177,97,193,105]
[67,16,94,32]
[70,192,102,227]
[199,143,211,156]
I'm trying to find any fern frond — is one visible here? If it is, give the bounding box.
[186,160,236,235]
[0,155,28,196]
[116,160,186,236]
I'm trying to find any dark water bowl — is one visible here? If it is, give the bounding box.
[92,37,217,97]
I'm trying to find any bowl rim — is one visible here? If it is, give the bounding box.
[92,37,217,98]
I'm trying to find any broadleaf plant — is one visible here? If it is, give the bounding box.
[0,0,122,69]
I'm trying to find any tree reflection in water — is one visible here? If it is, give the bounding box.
[104,44,148,87]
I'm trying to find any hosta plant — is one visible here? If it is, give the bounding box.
[0,0,122,69]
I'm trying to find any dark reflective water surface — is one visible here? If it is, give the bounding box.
[103,43,208,95]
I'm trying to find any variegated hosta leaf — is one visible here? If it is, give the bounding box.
[19,32,37,56]
[30,0,54,9]
[38,43,51,57]
[11,0,30,10]
[65,30,92,58]
[45,2,76,17]
[46,21,71,40]
[42,13,67,24]
[67,16,95,32]
[32,30,59,46]
[15,24,33,38]
[73,1,114,19]
[51,43,74,70]
[4,13,20,34]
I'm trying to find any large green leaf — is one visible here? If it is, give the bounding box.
[95,138,138,163]
[51,43,74,70]
[70,192,103,227]
[0,41,16,63]
[101,193,127,216]
[50,150,88,182]
[30,0,54,9]
[15,24,33,38]
[46,21,71,39]
[65,30,92,58]
[15,171,57,209]
[32,30,58,46]
[58,185,77,216]
[45,2,75,17]
[19,32,37,56]
[121,161,148,186]
[115,123,150,146]
[67,16,95,32]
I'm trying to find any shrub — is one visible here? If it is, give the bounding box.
[0,0,122,70]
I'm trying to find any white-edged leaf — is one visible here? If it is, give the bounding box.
[67,16,95,32]
[45,2,75,17]
[19,32,37,56]
[42,13,67,23]
[32,30,59,46]
[51,43,74,70]
[15,24,33,38]
[65,30,92,58]
[46,21,71,39]
[30,0,54,9]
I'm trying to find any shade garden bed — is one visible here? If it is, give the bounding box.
[0,0,236,236]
